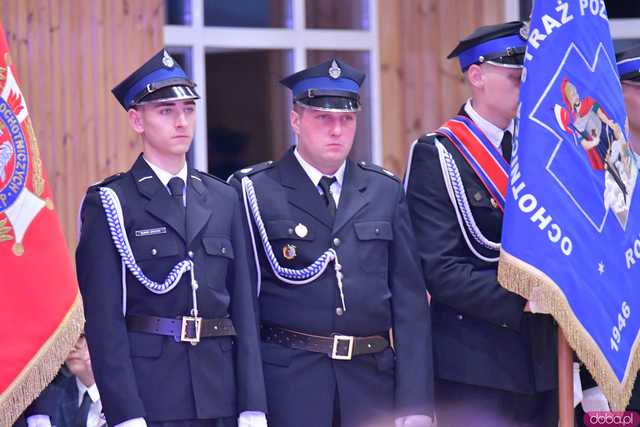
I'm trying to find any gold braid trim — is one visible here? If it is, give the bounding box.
[498,250,640,410]
[0,217,12,242]
[25,118,45,196]
[0,294,84,425]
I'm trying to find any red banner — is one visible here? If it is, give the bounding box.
[0,23,83,425]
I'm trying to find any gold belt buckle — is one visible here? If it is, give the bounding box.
[180,316,202,345]
[331,335,354,360]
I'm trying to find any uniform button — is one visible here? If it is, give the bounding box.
[375,228,380,235]
[456,314,463,320]
[151,248,157,256]
[501,323,508,328]
[188,250,194,258]
[221,247,227,254]
[333,237,341,247]
[335,307,344,316]
[288,228,294,235]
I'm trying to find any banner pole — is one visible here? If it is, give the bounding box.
[558,326,574,427]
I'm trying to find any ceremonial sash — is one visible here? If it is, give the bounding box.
[435,116,510,210]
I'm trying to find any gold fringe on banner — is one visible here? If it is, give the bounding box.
[498,250,640,410]
[0,294,84,426]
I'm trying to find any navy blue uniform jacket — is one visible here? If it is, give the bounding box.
[76,155,267,425]
[229,148,433,427]
[405,110,557,395]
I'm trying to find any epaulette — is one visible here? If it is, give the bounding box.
[197,170,229,186]
[417,132,439,145]
[230,160,275,180]
[356,161,399,182]
[88,172,125,191]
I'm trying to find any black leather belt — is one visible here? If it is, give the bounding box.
[261,324,389,360]
[126,314,236,344]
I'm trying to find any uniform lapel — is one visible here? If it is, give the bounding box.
[131,155,187,242]
[185,170,212,246]
[60,378,79,427]
[332,160,368,234]
[279,149,334,229]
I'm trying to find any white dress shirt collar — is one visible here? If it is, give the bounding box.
[76,378,100,404]
[143,156,188,187]
[293,147,345,187]
[464,98,514,150]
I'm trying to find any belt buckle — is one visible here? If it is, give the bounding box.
[331,335,354,360]
[180,316,202,345]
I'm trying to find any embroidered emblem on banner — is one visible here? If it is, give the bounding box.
[436,116,510,210]
[0,53,49,256]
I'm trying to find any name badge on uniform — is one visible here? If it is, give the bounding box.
[135,227,167,237]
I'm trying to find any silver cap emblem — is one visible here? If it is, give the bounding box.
[162,50,175,68]
[328,60,342,79]
[519,21,530,40]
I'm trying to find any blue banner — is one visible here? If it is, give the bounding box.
[498,0,640,409]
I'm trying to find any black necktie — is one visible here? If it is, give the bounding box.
[501,130,513,163]
[318,176,337,218]
[76,391,91,427]
[167,177,185,209]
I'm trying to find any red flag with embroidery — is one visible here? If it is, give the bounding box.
[0,23,83,424]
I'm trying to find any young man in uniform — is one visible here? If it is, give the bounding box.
[229,59,434,427]
[404,22,558,426]
[76,49,267,427]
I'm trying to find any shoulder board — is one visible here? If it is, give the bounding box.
[196,170,229,186]
[232,160,275,179]
[88,172,125,191]
[357,161,399,182]
[417,132,439,145]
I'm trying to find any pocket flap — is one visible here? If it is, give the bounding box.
[131,234,179,261]
[467,188,494,208]
[202,237,234,259]
[354,221,393,241]
[265,220,314,241]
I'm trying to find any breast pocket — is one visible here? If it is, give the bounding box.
[202,236,234,289]
[131,233,180,261]
[466,187,502,240]
[265,220,316,267]
[353,221,393,273]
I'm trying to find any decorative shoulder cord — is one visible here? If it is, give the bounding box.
[241,176,347,311]
[99,187,200,317]
[434,140,501,263]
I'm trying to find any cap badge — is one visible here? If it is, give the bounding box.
[519,21,530,40]
[162,50,175,68]
[283,244,297,260]
[328,60,342,79]
[294,223,308,238]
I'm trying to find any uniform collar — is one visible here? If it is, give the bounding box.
[293,146,345,188]
[76,377,100,404]
[464,98,514,149]
[143,156,188,187]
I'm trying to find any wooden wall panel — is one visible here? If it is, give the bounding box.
[379,0,505,175]
[1,0,163,255]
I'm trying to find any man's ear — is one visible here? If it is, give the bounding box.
[127,108,144,134]
[290,109,301,135]
[466,64,485,90]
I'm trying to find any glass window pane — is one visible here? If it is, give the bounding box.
[165,0,192,25]
[305,0,369,30]
[205,50,292,178]
[606,1,640,19]
[306,50,372,163]
[204,0,292,28]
